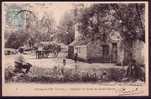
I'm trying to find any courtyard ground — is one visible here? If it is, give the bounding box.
[4,52,126,70]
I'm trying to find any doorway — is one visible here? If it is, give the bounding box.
[68,46,74,59]
[111,43,117,63]
[102,45,109,62]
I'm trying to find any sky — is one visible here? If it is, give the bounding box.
[4,2,92,26]
[29,3,74,25]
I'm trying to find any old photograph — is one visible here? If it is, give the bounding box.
[2,1,149,96]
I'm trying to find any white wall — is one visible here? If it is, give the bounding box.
[74,45,87,60]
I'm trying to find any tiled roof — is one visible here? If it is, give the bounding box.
[69,39,107,46]
[69,40,89,46]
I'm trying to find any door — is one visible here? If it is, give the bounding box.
[68,46,74,59]
[102,45,109,62]
[111,43,117,63]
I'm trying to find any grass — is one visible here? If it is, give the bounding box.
[5,65,144,83]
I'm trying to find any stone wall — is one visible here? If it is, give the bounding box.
[87,41,103,60]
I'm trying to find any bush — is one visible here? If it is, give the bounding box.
[109,68,126,82]
[5,65,144,83]
[5,32,30,49]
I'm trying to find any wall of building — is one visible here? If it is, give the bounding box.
[87,41,103,60]
[116,40,145,66]
[132,40,145,65]
[71,39,145,65]
[74,45,87,60]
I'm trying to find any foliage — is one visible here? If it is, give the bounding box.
[5,65,145,83]
[56,9,75,45]
[5,5,56,48]
[36,15,56,41]
[76,3,145,65]
[5,31,30,49]
[110,4,145,42]
[78,4,113,41]
[78,4,145,42]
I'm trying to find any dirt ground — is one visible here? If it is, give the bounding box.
[4,52,126,70]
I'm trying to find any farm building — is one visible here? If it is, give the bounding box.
[68,30,145,65]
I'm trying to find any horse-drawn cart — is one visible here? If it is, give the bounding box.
[35,42,61,59]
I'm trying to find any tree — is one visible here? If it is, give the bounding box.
[110,3,145,63]
[56,9,75,45]
[5,31,30,49]
[4,4,56,49]
[77,3,145,64]
[78,4,114,42]
[110,3,145,42]
[78,3,145,42]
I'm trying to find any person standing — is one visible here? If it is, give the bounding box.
[74,53,78,71]
[126,59,142,81]
[61,59,66,75]
[37,45,43,59]
[74,53,78,63]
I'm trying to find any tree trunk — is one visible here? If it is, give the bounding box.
[135,4,145,41]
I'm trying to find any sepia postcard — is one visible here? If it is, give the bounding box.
[2,1,149,96]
